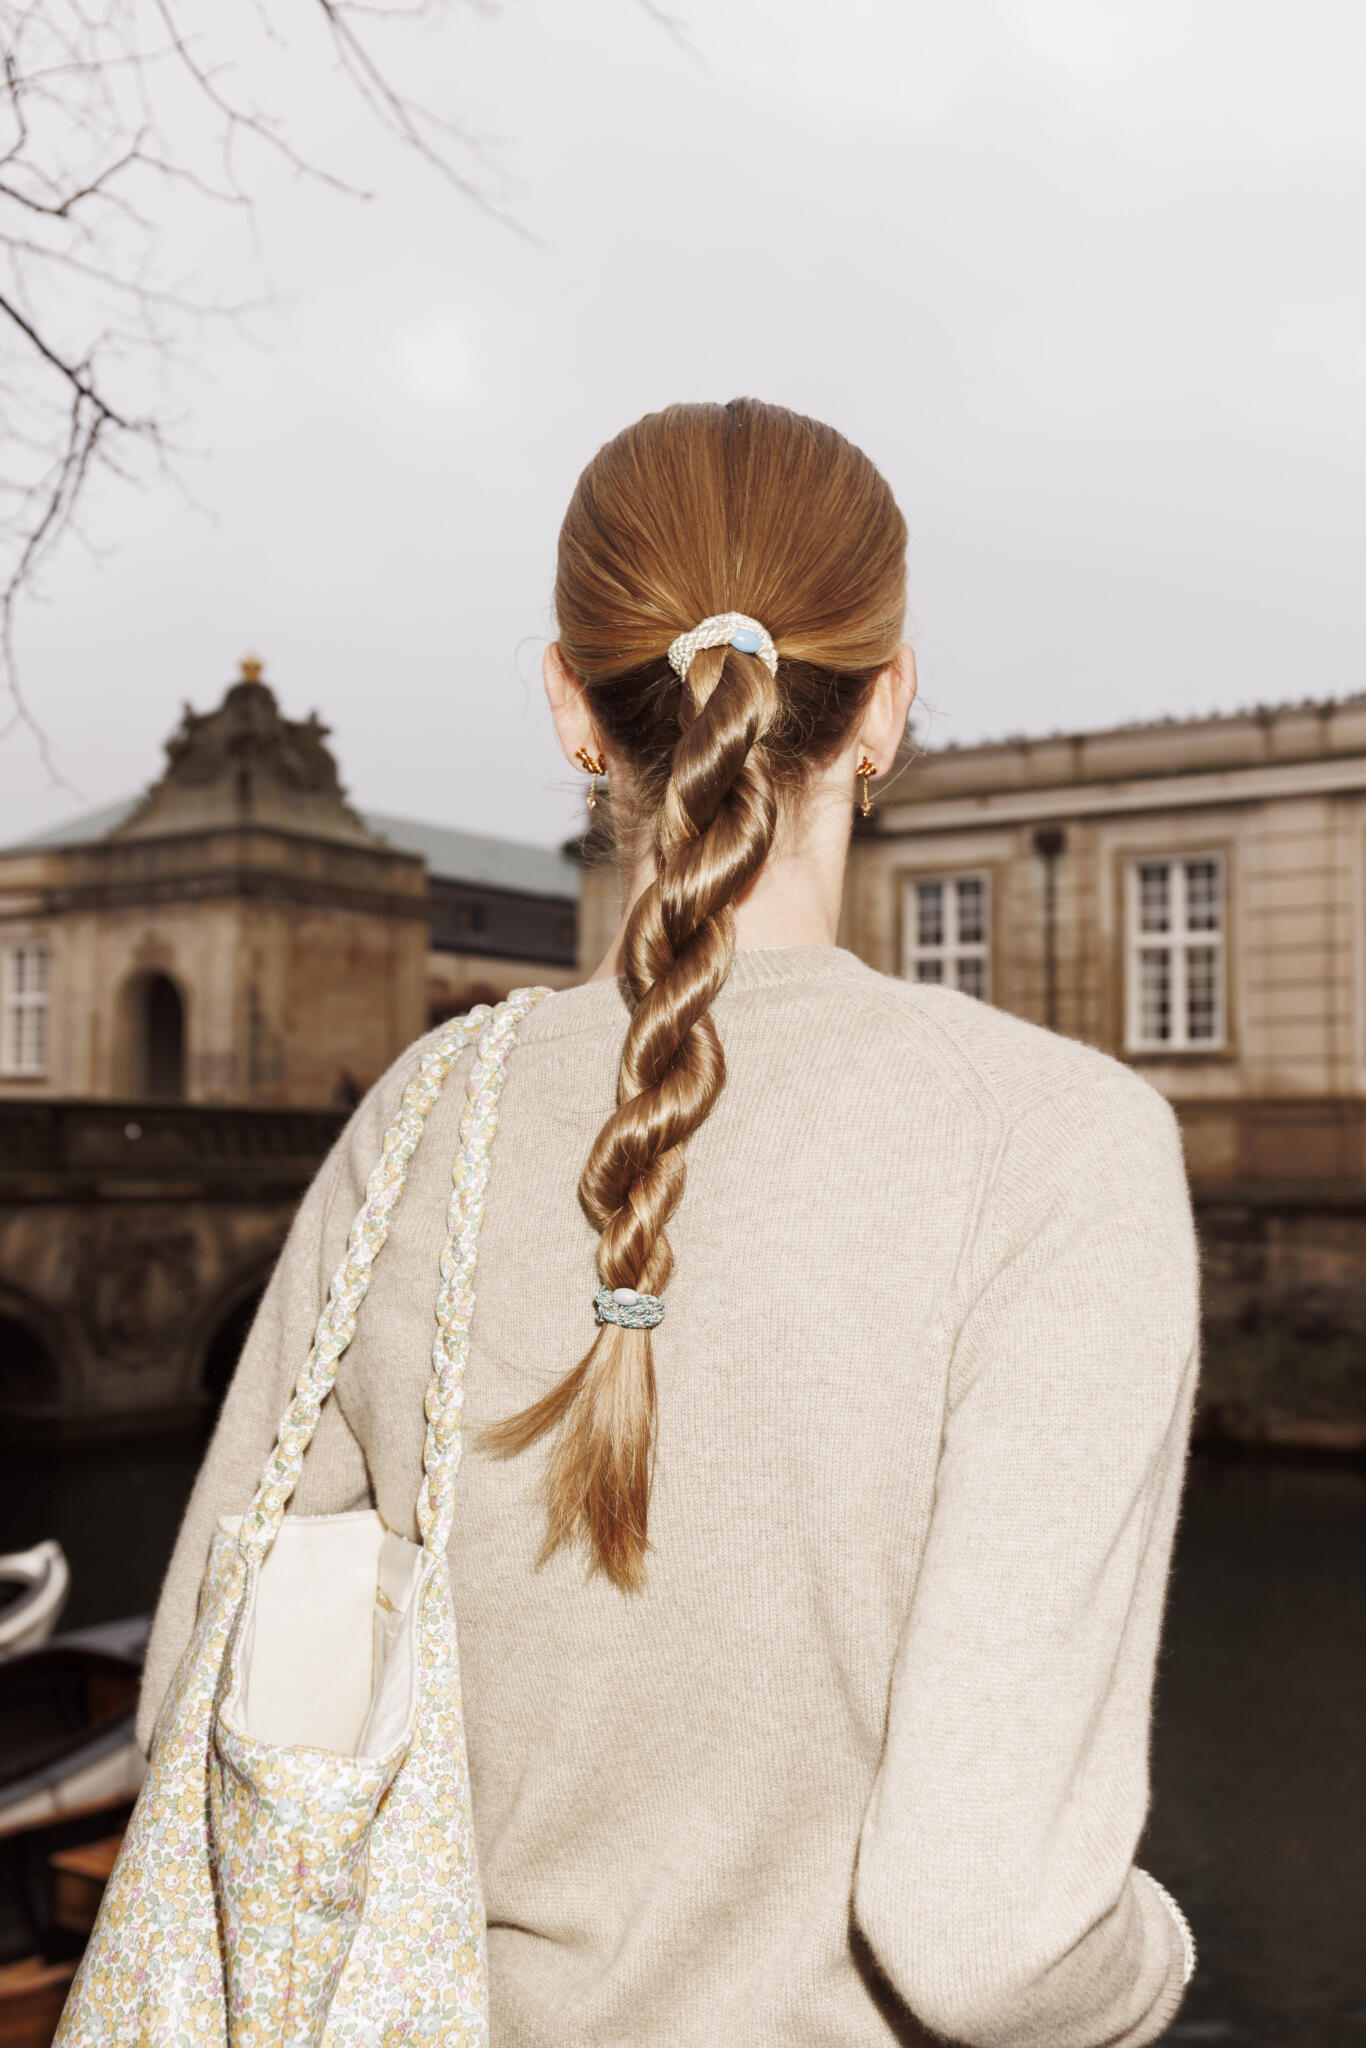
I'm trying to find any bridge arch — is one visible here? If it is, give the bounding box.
[0,1291,70,1424]
[199,1268,273,1413]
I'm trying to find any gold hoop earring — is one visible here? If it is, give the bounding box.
[856,754,877,818]
[575,746,606,810]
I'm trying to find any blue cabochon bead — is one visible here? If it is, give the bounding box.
[729,627,763,654]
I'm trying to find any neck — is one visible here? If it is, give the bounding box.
[590,778,855,982]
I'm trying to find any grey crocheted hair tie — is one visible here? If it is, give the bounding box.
[594,1283,664,1331]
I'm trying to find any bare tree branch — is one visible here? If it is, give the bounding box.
[632,0,700,61]
[0,286,139,425]
[0,0,680,783]
[0,0,522,775]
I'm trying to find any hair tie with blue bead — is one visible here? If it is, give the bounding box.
[667,612,778,680]
[595,1283,665,1331]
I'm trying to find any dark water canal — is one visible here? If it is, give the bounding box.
[1,1440,1362,2044]
[1143,1457,1365,2046]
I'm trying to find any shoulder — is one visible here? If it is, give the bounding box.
[357,1019,468,1119]
[814,953,1177,1140]
[327,1011,488,1191]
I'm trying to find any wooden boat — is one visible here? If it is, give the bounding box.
[0,1955,78,2048]
[0,1620,146,1842]
[0,1548,69,1660]
[0,1619,148,2042]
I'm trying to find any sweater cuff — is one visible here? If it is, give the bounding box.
[1138,1868,1197,1985]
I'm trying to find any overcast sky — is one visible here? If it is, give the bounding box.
[4,0,1362,849]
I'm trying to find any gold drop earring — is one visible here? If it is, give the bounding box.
[856,754,877,818]
[575,746,606,810]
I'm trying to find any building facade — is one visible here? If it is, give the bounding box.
[0,663,580,1433]
[845,696,1366,1175]
[0,664,580,1109]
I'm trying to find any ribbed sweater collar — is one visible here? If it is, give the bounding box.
[515,944,872,1042]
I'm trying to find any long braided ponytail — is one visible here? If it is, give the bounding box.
[485,399,907,1588]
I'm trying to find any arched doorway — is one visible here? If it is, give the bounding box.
[126,971,186,1099]
[0,1312,61,1422]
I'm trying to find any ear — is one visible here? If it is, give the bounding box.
[543,643,604,770]
[858,644,917,773]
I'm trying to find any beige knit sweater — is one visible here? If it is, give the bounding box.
[140,946,1199,2048]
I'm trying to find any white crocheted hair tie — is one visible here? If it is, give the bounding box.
[667,612,778,680]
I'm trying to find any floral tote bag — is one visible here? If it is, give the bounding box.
[54,986,549,2048]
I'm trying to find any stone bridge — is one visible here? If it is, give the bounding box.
[4,1099,1365,1450]
[0,1100,341,1436]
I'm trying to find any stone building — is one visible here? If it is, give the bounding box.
[0,662,579,1109]
[0,662,578,1434]
[844,695,1366,1172]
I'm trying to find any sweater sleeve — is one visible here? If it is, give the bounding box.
[854,1071,1200,2048]
[134,1062,409,1754]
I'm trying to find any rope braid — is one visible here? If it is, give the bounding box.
[484,396,908,1590]
[484,645,780,1588]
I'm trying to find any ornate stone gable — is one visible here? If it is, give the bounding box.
[115,659,380,846]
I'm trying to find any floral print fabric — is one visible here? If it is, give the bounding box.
[211,1711,404,2045]
[53,990,548,2048]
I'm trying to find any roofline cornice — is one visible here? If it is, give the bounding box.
[917,690,1366,762]
[877,750,1366,836]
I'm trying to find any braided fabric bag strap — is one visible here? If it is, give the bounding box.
[238,1007,494,1566]
[419,985,550,1552]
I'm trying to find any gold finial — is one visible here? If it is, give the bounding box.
[240,655,264,684]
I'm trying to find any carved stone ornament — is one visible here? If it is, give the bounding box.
[115,658,382,847]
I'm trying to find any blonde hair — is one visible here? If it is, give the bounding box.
[485,399,907,1587]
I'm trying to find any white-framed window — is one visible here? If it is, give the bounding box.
[903,873,991,1001]
[2,940,51,1077]
[1125,855,1225,1051]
